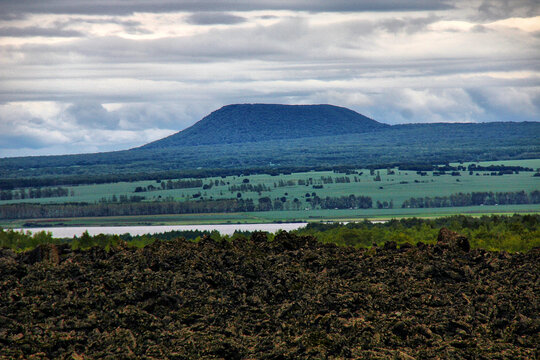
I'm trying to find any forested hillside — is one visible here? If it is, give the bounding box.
[143,104,388,148]
[1,120,539,181]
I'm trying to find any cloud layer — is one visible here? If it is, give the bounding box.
[0,0,538,157]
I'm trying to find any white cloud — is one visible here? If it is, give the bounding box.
[0,1,538,156]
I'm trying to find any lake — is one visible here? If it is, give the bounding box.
[16,223,309,238]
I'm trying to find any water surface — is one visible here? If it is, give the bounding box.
[17,223,308,238]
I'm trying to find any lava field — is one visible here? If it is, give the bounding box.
[1,230,538,359]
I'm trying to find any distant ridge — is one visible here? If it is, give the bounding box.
[143,104,389,148]
[1,102,538,179]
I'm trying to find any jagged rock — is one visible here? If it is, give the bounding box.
[437,227,470,252]
[1,231,537,359]
[398,242,413,252]
[250,231,269,243]
[20,243,60,265]
[0,248,17,259]
[272,231,317,251]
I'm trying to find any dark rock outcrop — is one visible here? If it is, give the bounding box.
[437,227,470,252]
[1,232,537,359]
[20,243,60,265]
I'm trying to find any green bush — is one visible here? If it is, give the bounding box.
[1,215,538,253]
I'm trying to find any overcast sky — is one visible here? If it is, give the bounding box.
[0,0,539,157]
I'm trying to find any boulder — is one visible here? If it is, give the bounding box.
[437,228,470,252]
[20,243,60,265]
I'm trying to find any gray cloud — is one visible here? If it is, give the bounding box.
[470,24,489,33]
[6,20,310,64]
[0,134,50,149]
[301,86,540,124]
[0,0,538,157]
[477,0,540,20]
[64,101,202,132]
[0,107,70,154]
[0,16,424,65]
[0,0,453,16]
[7,14,538,74]
[0,101,185,156]
[0,12,27,21]
[54,17,149,35]
[0,26,84,37]
[378,14,440,34]
[65,102,120,129]
[186,12,246,25]
[0,134,48,149]
[466,87,540,121]
[400,108,414,119]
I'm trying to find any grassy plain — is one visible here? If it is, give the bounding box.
[3,159,538,204]
[1,159,538,226]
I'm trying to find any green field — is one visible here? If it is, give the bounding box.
[3,159,538,205]
[1,159,538,226]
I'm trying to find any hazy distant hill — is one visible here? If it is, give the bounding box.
[143,104,389,148]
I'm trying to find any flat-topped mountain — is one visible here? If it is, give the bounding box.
[143,104,389,148]
[0,102,538,180]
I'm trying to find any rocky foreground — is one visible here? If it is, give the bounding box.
[0,230,538,359]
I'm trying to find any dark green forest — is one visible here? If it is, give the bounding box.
[0,187,70,200]
[402,190,540,208]
[1,122,539,185]
[0,194,374,219]
[143,104,388,148]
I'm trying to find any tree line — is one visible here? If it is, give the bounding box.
[398,163,535,173]
[135,179,204,193]
[0,165,351,189]
[310,195,372,209]
[0,187,70,200]
[402,190,540,208]
[0,199,256,219]
[229,183,271,193]
[0,194,374,219]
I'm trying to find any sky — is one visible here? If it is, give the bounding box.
[0,0,539,157]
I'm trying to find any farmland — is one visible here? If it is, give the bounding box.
[1,159,538,226]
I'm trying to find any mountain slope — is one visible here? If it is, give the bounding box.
[143,104,388,148]
[0,102,538,181]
